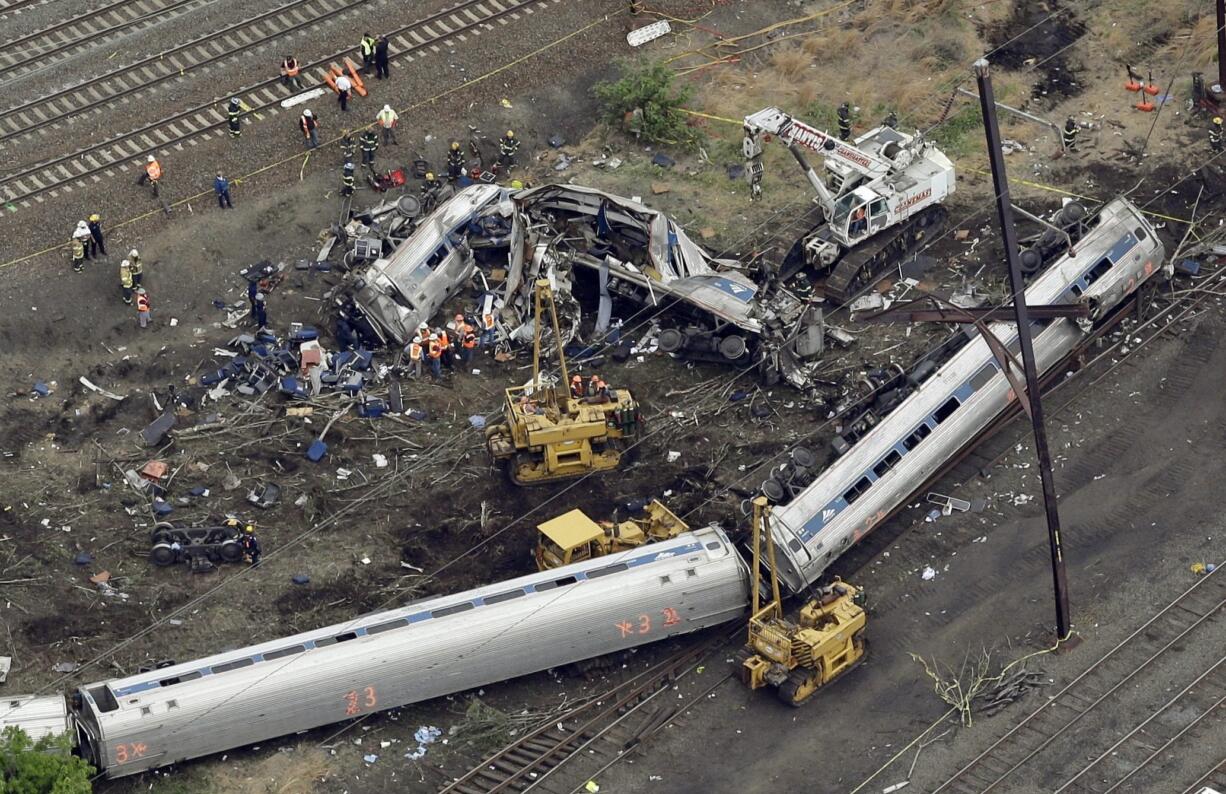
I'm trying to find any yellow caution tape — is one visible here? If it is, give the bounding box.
[961,166,1192,224]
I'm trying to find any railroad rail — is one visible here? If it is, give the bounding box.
[439,636,733,794]
[0,0,208,81]
[0,0,384,142]
[1181,759,1226,794]
[0,0,556,209]
[932,564,1225,794]
[0,0,57,16]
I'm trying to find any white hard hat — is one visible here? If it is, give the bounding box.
[412,335,421,344]
[76,220,87,229]
[147,154,156,162]
[255,292,265,301]
[120,259,130,268]
[382,104,392,113]
[418,320,429,330]
[303,109,313,118]
[429,333,438,340]
[128,248,139,258]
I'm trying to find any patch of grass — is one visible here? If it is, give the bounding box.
[928,102,984,159]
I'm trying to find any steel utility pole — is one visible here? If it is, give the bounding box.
[1218,0,1226,95]
[973,58,1071,641]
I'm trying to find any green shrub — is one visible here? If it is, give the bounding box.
[0,727,94,793]
[593,62,703,150]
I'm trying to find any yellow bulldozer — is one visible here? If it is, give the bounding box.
[738,496,867,706]
[534,499,688,570]
[485,279,641,486]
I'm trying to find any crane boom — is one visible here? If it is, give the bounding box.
[744,107,893,180]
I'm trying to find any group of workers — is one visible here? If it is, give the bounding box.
[570,374,612,403]
[403,311,494,379]
[68,214,155,326]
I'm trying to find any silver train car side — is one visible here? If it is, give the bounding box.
[769,198,1164,593]
[70,526,747,778]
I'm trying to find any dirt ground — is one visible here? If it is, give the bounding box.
[0,0,1223,791]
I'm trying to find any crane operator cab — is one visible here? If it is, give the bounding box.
[833,187,889,244]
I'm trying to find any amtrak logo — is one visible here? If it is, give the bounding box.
[822,507,837,523]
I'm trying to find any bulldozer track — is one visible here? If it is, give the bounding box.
[931,565,1226,794]
[0,0,556,210]
[0,0,208,81]
[438,636,733,794]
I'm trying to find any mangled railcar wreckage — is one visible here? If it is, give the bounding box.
[346,183,827,387]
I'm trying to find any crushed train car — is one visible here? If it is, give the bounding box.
[343,182,827,387]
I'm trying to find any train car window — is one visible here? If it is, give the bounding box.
[167,700,179,709]
[902,423,932,451]
[365,620,407,636]
[1070,283,1084,297]
[534,575,579,592]
[158,670,202,687]
[705,541,722,551]
[970,364,996,391]
[263,645,306,659]
[212,658,254,674]
[873,449,902,478]
[314,631,359,647]
[1084,258,1113,288]
[587,563,629,578]
[89,686,119,713]
[933,396,960,424]
[789,539,803,552]
[1134,227,1147,241]
[843,476,872,505]
[432,602,475,618]
[483,589,527,605]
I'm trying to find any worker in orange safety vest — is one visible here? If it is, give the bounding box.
[280,55,301,89]
[405,335,423,378]
[480,311,497,349]
[570,374,585,399]
[436,327,452,368]
[137,155,162,187]
[426,333,443,379]
[457,315,477,367]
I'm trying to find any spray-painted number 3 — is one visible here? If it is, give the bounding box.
[344,686,378,715]
[114,742,149,764]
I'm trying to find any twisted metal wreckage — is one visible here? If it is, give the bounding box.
[333,183,829,388]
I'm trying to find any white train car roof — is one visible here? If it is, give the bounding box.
[0,694,69,741]
[77,525,748,776]
[770,198,1161,589]
[84,527,738,703]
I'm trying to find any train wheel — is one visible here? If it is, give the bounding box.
[150,543,177,567]
[219,540,243,563]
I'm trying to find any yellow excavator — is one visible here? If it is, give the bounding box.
[534,499,688,570]
[739,496,867,706]
[485,279,641,486]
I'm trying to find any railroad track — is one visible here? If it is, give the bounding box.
[931,564,1225,794]
[439,637,732,794]
[0,0,382,143]
[1181,758,1226,794]
[0,0,208,82]
[0,0,58,16]
[0,0,557,209]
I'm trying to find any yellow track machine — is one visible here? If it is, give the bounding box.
[739,496,867,706]
[485,279,641,486]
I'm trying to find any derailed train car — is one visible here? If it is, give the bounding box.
[766,197,1165,593]
[53,527,747,778]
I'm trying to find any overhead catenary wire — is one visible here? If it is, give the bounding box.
[16,0,1216,769]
